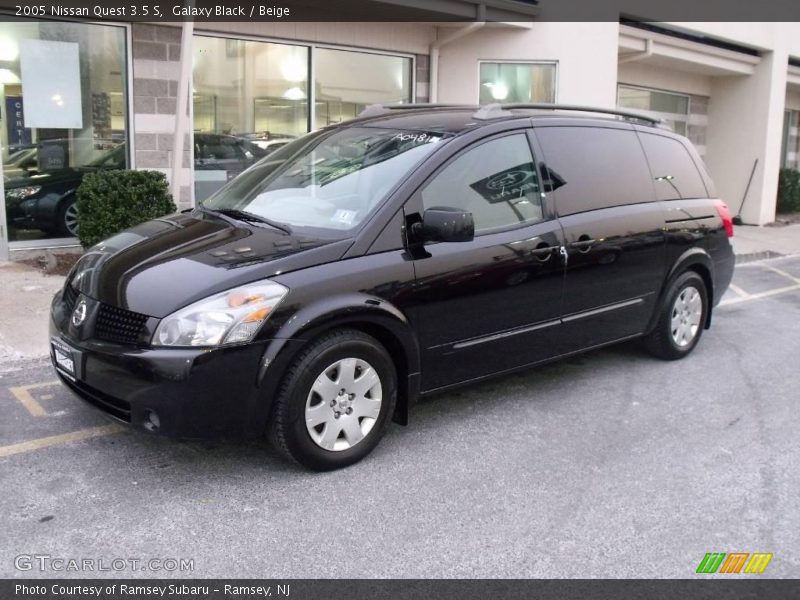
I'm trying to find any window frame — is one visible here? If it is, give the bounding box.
[0,15,133,254]
[617,83,690,136]
[477,60,559,105]
[636,130,709,201]
[191,29,417,135]
[416,128,552,238]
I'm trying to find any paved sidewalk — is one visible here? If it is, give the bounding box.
[0,261,64,364]
[731,223,800,257]
[0,223,798,362]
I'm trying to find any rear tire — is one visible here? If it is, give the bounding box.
[643,271,708,360]
[268,329,397,471]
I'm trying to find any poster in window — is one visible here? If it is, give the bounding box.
[19,39,83,129]
[469,162,539,204]
[4,96,32,147]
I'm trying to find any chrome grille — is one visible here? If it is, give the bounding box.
[63,285,79,314]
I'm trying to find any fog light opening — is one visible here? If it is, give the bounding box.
[144,410,161,432]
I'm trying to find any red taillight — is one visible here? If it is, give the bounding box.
[715,200,734,238]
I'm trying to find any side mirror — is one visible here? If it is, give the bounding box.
[412,207,475,243]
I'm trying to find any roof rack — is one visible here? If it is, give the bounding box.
[355,102,662,126]
[496,103,663,125]
[357,103,477,118]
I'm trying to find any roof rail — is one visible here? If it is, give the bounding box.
[499,103,662,125]
[355,102,662,126]
[358,103,477,118]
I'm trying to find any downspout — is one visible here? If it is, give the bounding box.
[429,3,487,103]
[618,38,654,64]
[171,12,194,205]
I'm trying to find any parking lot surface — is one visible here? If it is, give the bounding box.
[1,255,799,578]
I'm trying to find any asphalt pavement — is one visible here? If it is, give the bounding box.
[1,255,799,579]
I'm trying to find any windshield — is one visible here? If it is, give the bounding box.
[202,127,448,235]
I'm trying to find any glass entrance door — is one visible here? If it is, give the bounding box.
[0,19,130,248]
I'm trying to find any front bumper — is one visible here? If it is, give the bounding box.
[49,314,272,439]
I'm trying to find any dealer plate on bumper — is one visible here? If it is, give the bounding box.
[51,337,81,381]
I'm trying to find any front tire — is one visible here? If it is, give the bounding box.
[56,198,79,237]
[644,271,708,360]
[269,329,397,471]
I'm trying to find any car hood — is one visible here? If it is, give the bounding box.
[68,211,352,318]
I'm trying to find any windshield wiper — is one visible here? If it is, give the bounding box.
[200,206,292,235]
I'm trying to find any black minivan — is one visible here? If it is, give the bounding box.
[50,104,735,470]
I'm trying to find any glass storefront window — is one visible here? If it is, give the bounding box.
[191,38,414,201]
[0,19,129,242]
[782,110,799,169]
[479,62,556,104]
[617,85,689,136]
[192,35,309,201]
[314,48,412,128]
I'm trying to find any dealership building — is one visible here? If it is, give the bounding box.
[1,2,799,259]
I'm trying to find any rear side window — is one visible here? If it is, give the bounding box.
[638,132,708,200]
[535,126,654,216]
[421,133,544,233]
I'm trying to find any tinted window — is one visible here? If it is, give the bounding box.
[422,134,544,233]
[535,126,654,216]
[638,132,707,200]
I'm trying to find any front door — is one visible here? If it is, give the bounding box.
[407,131,566,391]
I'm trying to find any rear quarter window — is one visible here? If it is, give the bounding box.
[534,126,654,216]
[638,132,708,200]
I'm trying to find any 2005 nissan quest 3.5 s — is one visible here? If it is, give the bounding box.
[50,104,735,470]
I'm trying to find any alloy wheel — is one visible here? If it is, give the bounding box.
[64,203,79,237]
[670,285,702,347]
[304,357,383,452]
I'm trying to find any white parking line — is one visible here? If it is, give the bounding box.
[719,283,800,306]
[762,264,800,285]
[727,283,752,299]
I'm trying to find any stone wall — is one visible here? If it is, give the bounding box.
[130,23,193,210]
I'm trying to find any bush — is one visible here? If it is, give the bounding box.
[777,168,800,213]
[76,170,176,248]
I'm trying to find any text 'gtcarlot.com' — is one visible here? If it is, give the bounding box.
[14,554,194,573]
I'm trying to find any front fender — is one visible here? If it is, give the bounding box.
[253,293,421,428]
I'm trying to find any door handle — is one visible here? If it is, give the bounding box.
[569,236,596,252]
[529,244,559,261]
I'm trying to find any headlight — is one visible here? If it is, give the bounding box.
[153,281,288,347]
[6,186,42,200]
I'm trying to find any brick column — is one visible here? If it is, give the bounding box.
[131,23,193,210]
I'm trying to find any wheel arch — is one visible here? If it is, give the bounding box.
[649,248,715,333]
[256,295,421,428]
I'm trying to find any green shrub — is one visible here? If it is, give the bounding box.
[777,168,800,213]
[76,170,176,248]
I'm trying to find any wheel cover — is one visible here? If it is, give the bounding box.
[670,285,702,348]
[64,204,79,236]
[305,357,383,452]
